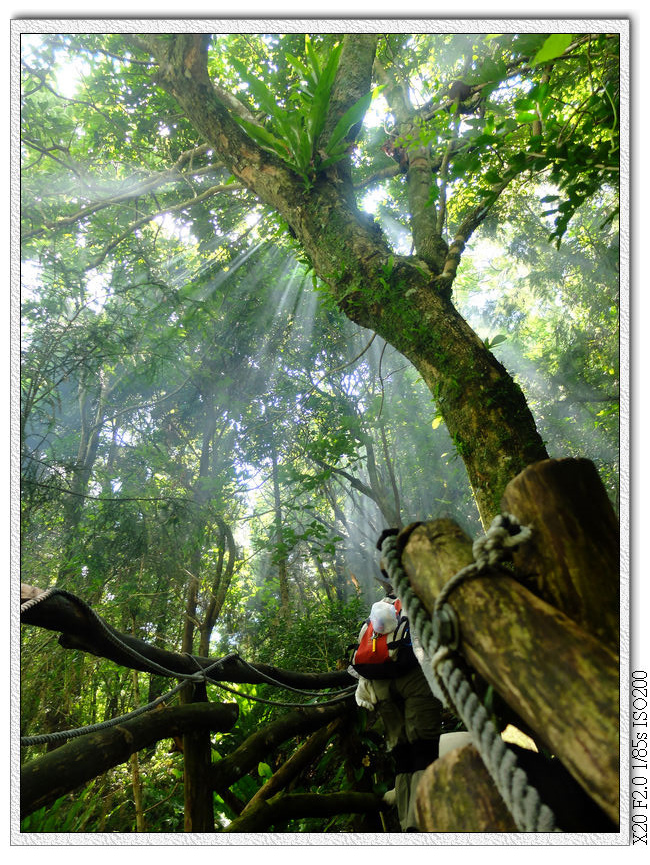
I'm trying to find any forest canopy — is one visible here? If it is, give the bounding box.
[19,25,621,833]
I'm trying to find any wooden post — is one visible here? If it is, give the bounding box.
[399,519,619,823]
[416,744,518,832]
[501,458,619,651]
[182,681,215,832]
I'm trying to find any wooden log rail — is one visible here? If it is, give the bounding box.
[19,584,354,690]
[21,702,239,819]
[395,458,620,826]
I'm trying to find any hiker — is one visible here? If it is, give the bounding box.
[349,583,445,832]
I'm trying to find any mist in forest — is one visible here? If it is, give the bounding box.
[17,28,623,835]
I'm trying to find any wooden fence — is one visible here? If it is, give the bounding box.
[393,457,620,830]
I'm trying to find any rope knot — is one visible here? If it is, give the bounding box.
[472,513,532,568]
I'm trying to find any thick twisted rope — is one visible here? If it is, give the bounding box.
[20,678,195,747]
[381,516,559,833]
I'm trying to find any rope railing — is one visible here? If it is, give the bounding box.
[20,588,355,747]
[380,515,559,833]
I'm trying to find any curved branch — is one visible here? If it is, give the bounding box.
[436,170,522,292]
[20,584,354,690]
[241,719,343,814]
[211,700,355,796]
[87,180,243,268]
[139,34,301,212]
[22,144,221,241]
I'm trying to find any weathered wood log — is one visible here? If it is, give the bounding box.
[242,718,343,813]
[20,584,354,690]
[182,681,215,832]
[416,744,518,831]
[399,519,619,823]
[501,458,619,650]
[210,700,355,795]
[21,702,238,819]
[416,741,618,833]
[222,791,385,833]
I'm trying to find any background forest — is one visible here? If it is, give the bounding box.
[19,27,620,833]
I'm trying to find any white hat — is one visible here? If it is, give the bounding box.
[369,601,398,635]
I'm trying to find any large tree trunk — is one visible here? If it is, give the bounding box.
[139,33,549,527]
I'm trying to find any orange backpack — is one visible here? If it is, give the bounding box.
[350,599,418,680]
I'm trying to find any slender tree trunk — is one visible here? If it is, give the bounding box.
[200,518,237,657]
[270,435,290,613]
[58,377,108,584]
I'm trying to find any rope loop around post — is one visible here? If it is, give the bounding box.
[379,518,559,833]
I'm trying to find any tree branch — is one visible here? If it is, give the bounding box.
[318,34,379,153]
[22,144,223,241]
[210,701,355,796]
[87,181,243,268]
[241,718,343,813]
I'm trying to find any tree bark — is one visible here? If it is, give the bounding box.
[416,740,617,833]
[200,517,237,656]
[181,682,215,832]
[21,702,238,818]
[500,457,619,650]
[138,33,549,526]
[398,518,619,823]
[21,584,354,690]
[130,669,146,831]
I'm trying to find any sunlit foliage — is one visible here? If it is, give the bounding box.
[19,28,619,832]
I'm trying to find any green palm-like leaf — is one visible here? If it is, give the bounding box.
[325,86,383,156]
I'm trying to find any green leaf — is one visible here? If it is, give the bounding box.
[234,117,289,160]
[516,111,539,124]
[286,52,311,82]
[325,86,383,155]
[229,57,279,118]
[484,334,508,350]
[305,35,321,78]
[531,34,573,66]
